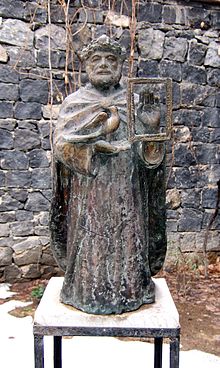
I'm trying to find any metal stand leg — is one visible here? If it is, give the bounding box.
[170,336,180,368]
[54,336,62,368]
[154,337,163,368]
[34,335,44,368]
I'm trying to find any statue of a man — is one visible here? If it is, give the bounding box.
[50,35,166,314]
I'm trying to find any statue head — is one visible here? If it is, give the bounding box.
[79,35,126,90]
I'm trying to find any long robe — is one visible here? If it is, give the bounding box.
[50,83,167,314]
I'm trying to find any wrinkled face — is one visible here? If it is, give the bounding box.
[85,51,123,90]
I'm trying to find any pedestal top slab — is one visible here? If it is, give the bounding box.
[34,278,179,333]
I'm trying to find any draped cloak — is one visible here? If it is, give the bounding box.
[50,83,167,314]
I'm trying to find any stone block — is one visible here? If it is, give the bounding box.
[38,120,50,137]
[194,143,219,164]
[0,246,13,266]
[10,221,34,237]
[188,40,207,66]
[0,19,33,47]
[0,102,13,118]
[163,37,188,62]
[24,2,47,23]
[21,264,41,279]
[159,60,181,82]
[16,210,33,222]
[138,29,165,60]
[10,189,28,203]
[178,208,203,231]
[28,149,49,168]
[25,192,50,211]
[167,220,178,232]
[210,128,220,144]
[204,41,220,68]
[166,209,179,220]
[212,10,220,29]
[14,129,40,150]
[202,211,220,230]
[201,187,218,209]
[196,231,220,251]
[41,248,57,266]
[202,108,219,128]
[0,65,19,83]
[138,3,162,23]
[6,171,31,188]
[173,109,203,127]
[0,223,9,237]
[0,170,5,186]
[18,120,38,131]
[0,211,15,223]
[13,236,42,266]
[38,212,49,226]
[192,127,210,143]
[162,5,176,24]
[1,151,28,170]
[0,119,16,130]
[138,60,159,78]
[14,102,42,120]
[4,264,21,282]
[186,6,210,29]
[0,0,25,19]
[37,49,66,69]
[7,47,36,68]
[20,79,48,104]
[174,143,196,167]
[166,188,181,210]
[0,193,22,212]
[168,167,197,189]
[35,25,66,50]
[181,83,215,107]
[35,226,49,236]
[182,64,206,85]
[42,105,60,120]
[0,128,13,149]
[174,126,191,143]
[0,44,8,62]
[207,68,220,87]
[0,83,19,101]
[181,189,201,209]
[31,168,52,189]
[179,232,196,252]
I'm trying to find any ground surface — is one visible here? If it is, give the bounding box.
[0,261,219,357]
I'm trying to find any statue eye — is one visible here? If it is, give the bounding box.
[107,56,117,62]
[91,56,101,63]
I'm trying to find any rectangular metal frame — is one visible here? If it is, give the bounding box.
[127,77,173,142]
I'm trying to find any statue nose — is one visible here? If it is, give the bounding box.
[99,58,108,68]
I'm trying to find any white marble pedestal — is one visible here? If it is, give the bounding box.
[33,277,180,368]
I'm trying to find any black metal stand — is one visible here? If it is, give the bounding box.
[33,278,180,368]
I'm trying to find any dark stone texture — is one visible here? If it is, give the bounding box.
[10,221,34,236]
[181,83,215,107]
[138,60,159,78]
[202,108,219,128]
[20,80,48,104]
[210,128,220,144]
[188,40,207,66]
[0,129,14,149]
[6,171,32,188]
[10,189,28,203]
[181,189,201,209]
[192,127,210,143]
[162,5,176,24]
[207,68,220,87]
[138,3,162,23]
[0,102,14,118]
[178,208,203,231]
[0,65,19,83]
[163,37,188,62]
[37,49,66,69]
[194,143,219,165]
[182,64,206,85]
[24,2,47,23]
[28,149,49,168]
[202,187,218,208]
[159,60,181,82]
[38,120,50,137]
[31,168,52,189]
[0,83,19,101]
[0,212,16,223]
[186,6,210,29]
[25,192,50,211]
[14,102,42,120]
[14,129,40,150]
[16,210,33,221]
[0,170,5,186]
[212,10,220,29]
[1,151,28,170]
[0,119,16,131]
[4,264,21,282]
[7,47,36,68]
[174,143,196,167]
[0,194,23,212]
[0,0,25,20]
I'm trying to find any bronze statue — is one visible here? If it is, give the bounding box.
[50,35,167,315]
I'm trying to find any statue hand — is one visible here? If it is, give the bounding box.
[137,92,160,133]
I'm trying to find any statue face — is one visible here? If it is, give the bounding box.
[85,51,123,89]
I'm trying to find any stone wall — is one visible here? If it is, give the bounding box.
[0,0,219,281]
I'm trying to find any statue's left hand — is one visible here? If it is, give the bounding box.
[101,106,120,135]
[137,92,160,133]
